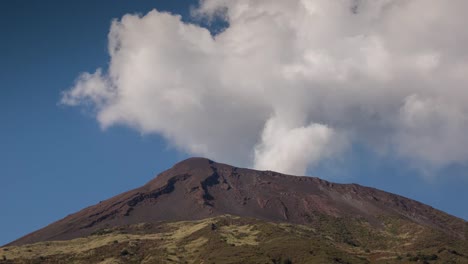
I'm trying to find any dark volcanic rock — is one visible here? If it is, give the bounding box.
[7,157,467,246]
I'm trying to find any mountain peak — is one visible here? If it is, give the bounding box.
[171,157,215,170]
[143,157,220,191]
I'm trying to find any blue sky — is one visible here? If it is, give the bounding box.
[1,0,467,246]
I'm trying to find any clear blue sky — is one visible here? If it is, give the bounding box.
[1,0,467,246]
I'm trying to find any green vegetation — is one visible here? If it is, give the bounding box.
[1,214,467,264]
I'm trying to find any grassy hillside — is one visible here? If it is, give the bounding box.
[1,215,467,264]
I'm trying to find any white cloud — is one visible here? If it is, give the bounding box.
[62,0,468,176]
[254,115,345,175]
[396,94,468,170]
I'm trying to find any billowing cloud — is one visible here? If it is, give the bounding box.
[62,0,468,176]
[254,116,344,175]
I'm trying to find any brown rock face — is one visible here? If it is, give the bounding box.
[8,157,466,246]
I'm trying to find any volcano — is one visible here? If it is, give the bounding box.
[8,157,466,247]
